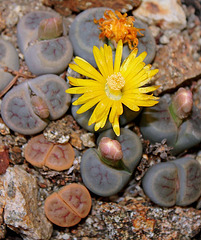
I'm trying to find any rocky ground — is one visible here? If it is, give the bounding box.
[0,0,201,239]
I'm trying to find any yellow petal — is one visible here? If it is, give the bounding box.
[70,57,104,82]
[104,44,113,76]
[66,87,88,94]
[88,98,111,125]
[123,71,148,91]
[121,98,140,111]
[93,46,109,78]
[121,53,146,79]
[120,48,138,75]
[76,96,103,114]
[136,69,159,87]
[114,40,123,73]
[109,102,117,123]
[68,77,101,87]
[123,62,146,83]
[125,93,159,101]
[73,91,104,105]
[138,85,160,93]
[134,99,159,107]
[112,115,120,136]
[94,106,110,131]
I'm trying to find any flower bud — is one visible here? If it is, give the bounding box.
[31,95,49,119]
[38,17,63,40]
[98,137,123,161]
[172,88,193,119]
[169,88,193,127]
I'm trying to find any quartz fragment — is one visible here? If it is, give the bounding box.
[2,166,53,240]
[133,0,187,30]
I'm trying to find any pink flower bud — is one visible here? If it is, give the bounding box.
[31,95,49,119]
[172,88,193,119]
[98,137,123,161]
[38,17,63,40]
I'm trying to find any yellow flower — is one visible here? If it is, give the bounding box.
[94,10,144,49]
[66,40,159,136]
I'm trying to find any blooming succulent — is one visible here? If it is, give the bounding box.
[140,88,200,155]
[66,40,159,136]
[94,10,144,49]
[81,128,142,197]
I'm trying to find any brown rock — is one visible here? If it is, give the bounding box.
[42,0,141,16]
[2,166,53,240]
[0,179,6,239]
[0,145,9,175]
[152,34,201,95]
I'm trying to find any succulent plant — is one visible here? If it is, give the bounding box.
[140,88,201,155]
[69,8,156,67]
[80,128,142,197]
[142,155,201,207]
[0,38,19,94]
[44,183,92,227]
[24,134,75,171]
[1,74,71,135]
[17,11,73,75]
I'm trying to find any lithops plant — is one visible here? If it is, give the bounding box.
[140,88,201,155]
[24,134,74,171]
[80,128,142,197]
[142,155,201,207]
[0,38,19,95]
[1,74,71,135]
[17,11,73,75]
[69,8,156,66]
[44,183,92,227]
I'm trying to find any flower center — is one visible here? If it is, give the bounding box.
[105,72,125,100]
[106,72,125,91]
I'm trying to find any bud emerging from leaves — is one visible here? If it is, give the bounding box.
[31,95,50,119]
[98,137,123,162]
[169,87,193,127]
[38,17,63,40]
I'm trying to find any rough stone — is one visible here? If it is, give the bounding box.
[152,34,201,95]
[0,178,6,239]
[2,166,53,240]
[55,197,201,239]
[42,0,141,16]
[133,0,187,30]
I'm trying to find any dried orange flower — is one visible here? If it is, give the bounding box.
[94,10,144,49]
